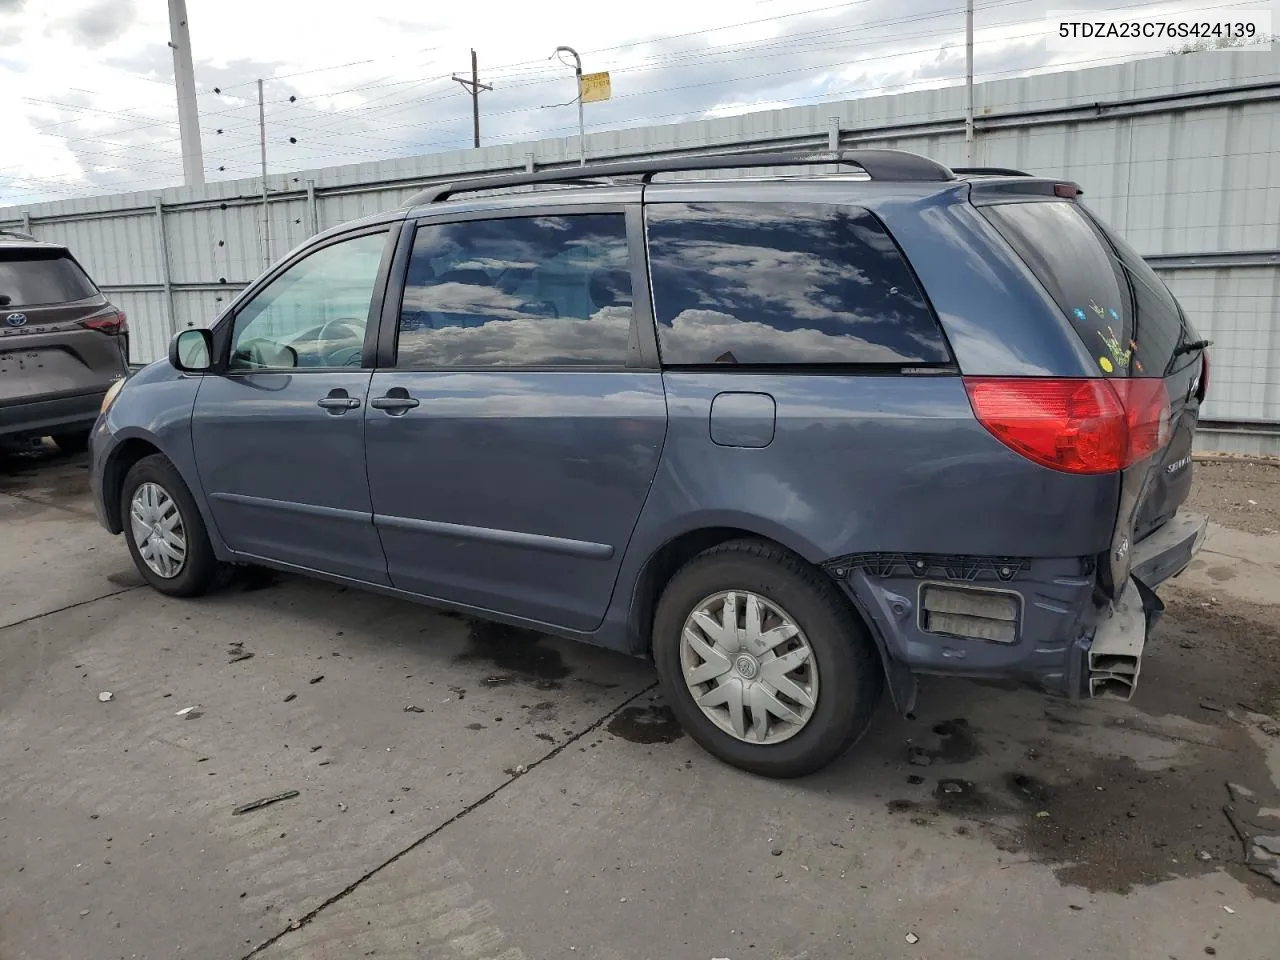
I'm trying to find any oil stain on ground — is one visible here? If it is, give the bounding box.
[907,717,982,767]
[607,703,684,744]
[1000,755,1275,896]
[456,620,571,689]
[887,619,1280,900]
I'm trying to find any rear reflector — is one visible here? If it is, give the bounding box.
[79,309,128,335]
[920,584,1020,643]
[964,377,1171,475]
[1054,183,1080,198]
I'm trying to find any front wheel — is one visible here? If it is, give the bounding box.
[652,539,883,778]
[121,454,227,597]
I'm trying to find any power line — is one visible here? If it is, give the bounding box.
[4,0,1253,202]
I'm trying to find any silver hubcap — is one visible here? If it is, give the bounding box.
[129,482,187,579]
[679,590,819,745]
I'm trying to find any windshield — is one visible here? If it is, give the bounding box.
[980,200,1195,378]
[0,249,98,307]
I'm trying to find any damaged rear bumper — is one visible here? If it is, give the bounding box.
[1085,512,1209,700]
[1130,511,1209,589]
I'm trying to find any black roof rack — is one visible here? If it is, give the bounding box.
[0,228,37,241]
[403,149,956,207]
[951,166,1032,177]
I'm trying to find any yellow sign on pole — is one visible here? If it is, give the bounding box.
[579,71,611,104]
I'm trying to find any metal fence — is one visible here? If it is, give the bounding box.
[4,51,1279,454]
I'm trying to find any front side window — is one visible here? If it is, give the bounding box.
[645,202,948,366]
[229,230,388,370]
[395,213,633,368]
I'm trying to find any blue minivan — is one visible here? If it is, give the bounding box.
[90,150,1209,777]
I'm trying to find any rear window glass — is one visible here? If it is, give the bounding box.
[980,201,1193,377]
[645,202,949,366]
[0,250,98,307]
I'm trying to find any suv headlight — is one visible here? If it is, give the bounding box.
[101,377,126,414]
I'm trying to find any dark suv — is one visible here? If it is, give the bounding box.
[89,150,1209,777]
[0,231,129,453]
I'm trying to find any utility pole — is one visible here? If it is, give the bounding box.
[453,49,492,149]
[167,0,204,186]
[258,79,270,267]
[964,0,975,165]
[554,46,586,166]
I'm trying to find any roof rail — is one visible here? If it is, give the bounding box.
[951,166,1032,177]
[402,149,956,207]
[0,228,37,241]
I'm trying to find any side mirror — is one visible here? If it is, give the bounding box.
[170,329,213,372]
[0,294,11,306]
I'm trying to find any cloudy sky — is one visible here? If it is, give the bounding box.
[0,0,1263,206]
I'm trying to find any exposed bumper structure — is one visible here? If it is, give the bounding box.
[1088,579,1147,700]
[1087,512,1209,700]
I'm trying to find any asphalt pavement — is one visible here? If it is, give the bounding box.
[2,445,1278,960]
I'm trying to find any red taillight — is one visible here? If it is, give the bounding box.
[80,309,127,335]
[964,377,1171,475]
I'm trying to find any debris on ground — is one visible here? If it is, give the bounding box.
[283,693,296,702]
[231,790,300,816]
[1222,781,1280,885]
[403,705,424,713]
[228,651,255,663]
[905,932,920,944]
[174,705,203,719]
[309,675,324,685]
[1199,699,1226,713]
[771,847,783,856]
[97,692,113,702]
[907,747,932,767]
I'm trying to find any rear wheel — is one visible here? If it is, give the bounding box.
[653,539,883,778]
[51,430,91,455]
[121,454,226,597]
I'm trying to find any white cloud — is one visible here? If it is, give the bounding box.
[0,0,1222,206]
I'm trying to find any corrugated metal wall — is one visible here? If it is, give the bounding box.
[3,51,1278,451]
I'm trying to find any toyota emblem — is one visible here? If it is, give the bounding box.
[4,313,28,327]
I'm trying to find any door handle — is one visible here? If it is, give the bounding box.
[317,391,361,413]
[370,389,420,415]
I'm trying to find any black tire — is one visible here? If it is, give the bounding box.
[652,538,883,778]
[51,430,91,455]
[120,453,227,597]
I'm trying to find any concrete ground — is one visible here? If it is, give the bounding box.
[2,444,1278,960]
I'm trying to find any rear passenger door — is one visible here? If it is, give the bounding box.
[364,203,667,631]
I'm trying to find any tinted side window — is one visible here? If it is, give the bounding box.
[0,250,98,306]
[396,214,632,368]
[980,201,1189,377]
[229,231,388,370]
[645,202,948,366]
